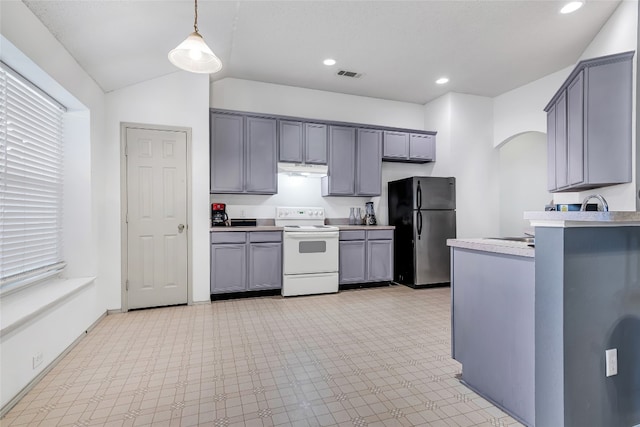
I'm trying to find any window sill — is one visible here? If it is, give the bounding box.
[0,277,96,337]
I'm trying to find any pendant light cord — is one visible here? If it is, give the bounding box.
[194,0,199,33]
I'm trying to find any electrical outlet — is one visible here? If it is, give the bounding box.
[606,348,618,377]
[32,351,44,369]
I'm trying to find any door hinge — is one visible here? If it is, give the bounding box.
[124,143,128,157]
[126,212,128,223]
[126,280,129,291]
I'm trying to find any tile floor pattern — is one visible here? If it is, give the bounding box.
[2,286,523,427]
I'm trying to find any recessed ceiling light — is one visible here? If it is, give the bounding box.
[436,77,449,85]
[323,59,336,66]
[560,1,583,14]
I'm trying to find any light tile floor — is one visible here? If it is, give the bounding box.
[2,286,523,427]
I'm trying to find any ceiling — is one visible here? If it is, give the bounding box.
[23,0,621,104]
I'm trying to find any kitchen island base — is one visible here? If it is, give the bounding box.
[450,244,535,426]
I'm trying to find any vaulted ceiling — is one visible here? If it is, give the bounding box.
[23,0,621,104]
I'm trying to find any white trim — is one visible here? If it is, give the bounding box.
[0,310,106,418]
[0,276,96,337]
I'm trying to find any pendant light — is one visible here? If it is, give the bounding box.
[168,0,222,74]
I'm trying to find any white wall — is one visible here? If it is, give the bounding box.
[211,78,425,128]
[493,67,571,148]
[210,78,429,226]
[499,132,549,236]
[0,1,106,411]
[422,93,499,238]
[492,0,638,212]
[106,71,211,304]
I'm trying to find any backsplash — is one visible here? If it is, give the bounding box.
[210,174,377,221]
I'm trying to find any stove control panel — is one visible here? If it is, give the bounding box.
[276,207,325,220]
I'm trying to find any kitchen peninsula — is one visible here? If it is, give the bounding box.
[448,212,640,427]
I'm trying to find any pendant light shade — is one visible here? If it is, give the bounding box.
[168,0,222,74]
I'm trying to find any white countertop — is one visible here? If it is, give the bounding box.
[447,238,535,258]
[525,211,640,227]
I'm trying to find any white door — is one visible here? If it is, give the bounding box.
[126,127,188,309]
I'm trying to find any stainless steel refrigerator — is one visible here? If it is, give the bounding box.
[388,176,456,287]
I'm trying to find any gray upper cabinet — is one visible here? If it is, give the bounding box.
[322,126,356,196]
[278,120,303,163]
[304,123,328,164]
[210,112,277,194]
[383,131,436,163]
[383,131,409,159]
[356,129,382,196]
[210,113,244,193]
[545,51,633,192]
[278,121,327,164]
[409,133,435,161]
[245,116,277,194]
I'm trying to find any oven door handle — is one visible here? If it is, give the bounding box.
[285,232,340,239]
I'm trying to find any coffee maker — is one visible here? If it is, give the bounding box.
[211,203,229,227]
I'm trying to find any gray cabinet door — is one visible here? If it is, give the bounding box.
[245,116,277,194]
[356,128,382,196]
[367,239,393,281]
[546,106,557,192]
[210,113,244,193]
[248,243,282,290]
[279,120,303,163]
[585,58,632,186]
[211,244,246,293]
[305,123,327,164]
[383,131,409,159]
[554,92,568,189]
[323,126,356,195]
[339,240,366,284]
[567,71,584,187]
[409,133,435,161]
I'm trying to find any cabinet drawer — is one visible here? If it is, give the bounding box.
[249,231,282,243]
[340,230,366,241]
[367,230,394,240]
[211,232,247,244]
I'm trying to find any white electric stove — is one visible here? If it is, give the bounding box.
[275,207,339,297]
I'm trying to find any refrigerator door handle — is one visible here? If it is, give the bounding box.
[417,181,422,210]
[417,210,422,240]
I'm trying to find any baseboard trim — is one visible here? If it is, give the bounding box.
[0,311,107,419]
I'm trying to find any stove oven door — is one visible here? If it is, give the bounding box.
[283,231,339,275]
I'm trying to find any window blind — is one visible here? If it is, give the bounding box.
[0,62,66,289]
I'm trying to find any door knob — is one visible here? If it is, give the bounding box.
[178,224,185,233]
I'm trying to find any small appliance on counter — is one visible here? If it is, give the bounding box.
[211,203,229,226]
[364,202,377,225]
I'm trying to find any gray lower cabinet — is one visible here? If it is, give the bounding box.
[210,112,277,194]
[339,229,393,285]
[367,239,393,281]
[278,121,327,164]
[211,231,282,294]
[545,51,633,192]
[383,131,436,163]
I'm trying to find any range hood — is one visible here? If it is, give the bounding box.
[277,162,328,177]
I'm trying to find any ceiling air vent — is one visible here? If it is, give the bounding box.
[337,70,363,78]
